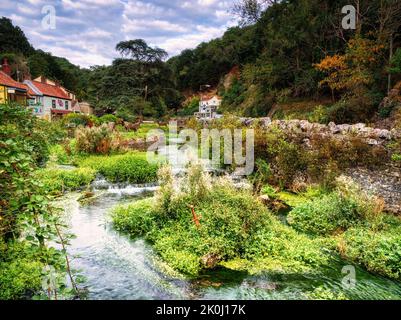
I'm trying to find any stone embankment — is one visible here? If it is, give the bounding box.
[240,117,401,145]
[239,117,401,214]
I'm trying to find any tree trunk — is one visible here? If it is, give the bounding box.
[388,34,393,95]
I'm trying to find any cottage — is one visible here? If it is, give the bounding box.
[0,59,28,105]
[72,101,94,115]
[24,76,72,121]
[195,95,222,119]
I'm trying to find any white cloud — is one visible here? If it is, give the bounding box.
[2,0,238,67]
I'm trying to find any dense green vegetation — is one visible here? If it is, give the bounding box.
[2,0,401,123]
[2,0,401,300]
[113,164,401,281]
[287,177,384,236]
[0,104,77,300]
[76,152,158,184]
[169,0,401,120]
[35,167,97,195]
[112,165,330,276]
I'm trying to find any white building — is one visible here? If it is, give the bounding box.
[195,95,222,119]
[24,76,73,121]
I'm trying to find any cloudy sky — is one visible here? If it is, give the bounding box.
[1,0,237,68]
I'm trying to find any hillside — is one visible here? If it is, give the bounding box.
[1,0,401,124]
[0,17,90,101]
[169,0,401,122]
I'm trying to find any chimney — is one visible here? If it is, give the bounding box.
[1,58,12,76]
[40,76,46,84]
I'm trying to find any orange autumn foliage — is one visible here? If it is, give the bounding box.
[314,37,384,96]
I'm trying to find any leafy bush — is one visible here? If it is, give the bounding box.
[261,184,278,199]
[98,114,119,124]
[113,198,157,237]
[63,113,90,127]
[77,152,158,183]
[38,119,67,146]
[338,223,401,280]
[49,144,70,165]
[287,193,359,236]
[1,103,51,237]
[0,241,43,300]
[112,164,329,276]
[74,125,113,154]
[35,167,96,195]
[264,126,307,187]
[307,105,329,124]
[392,153,401,162]
[0,104,77,299]
[287,176,384,236]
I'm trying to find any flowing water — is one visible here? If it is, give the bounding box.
[57,183,401,300]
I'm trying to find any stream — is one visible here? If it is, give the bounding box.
[56,183,401,300]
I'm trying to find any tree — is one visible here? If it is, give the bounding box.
[0,17,34,56]
[115,39,168,63]
[389,48,401,75]
[231,0,280,26]
[315,36,384,100]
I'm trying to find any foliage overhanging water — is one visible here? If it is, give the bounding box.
[57,183,401,300]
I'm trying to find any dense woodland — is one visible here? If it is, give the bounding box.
[1,0,401,122]
[170,0,401,121]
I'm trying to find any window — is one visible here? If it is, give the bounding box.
[52,100,56,108]
[65,101,68,110]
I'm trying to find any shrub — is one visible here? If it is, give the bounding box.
[287,176,384,236]
[392,153,401,162]
[112,164,330,276]
[261,184,278,199]
[88,115,100,127]
[287,193,359,236]
[75,125,113,154]
[77,152,158,183]
[307,105,329,124]
[49,144,70,165]
[0,241,44,300]
[243,222,330,273]
[38,119,67,146]
[98,114,119,124]
[338,224,401,279]
[63,113,90,127]
[36,167,96,194]
[264,126,307,187]
[112,198,157,237]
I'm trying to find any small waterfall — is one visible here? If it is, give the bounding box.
[91,178,159,196]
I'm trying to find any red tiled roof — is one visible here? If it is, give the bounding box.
[51,109,72,114]
[0,71,27,91]
[24,84,37,97]
[31,80,71,100]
